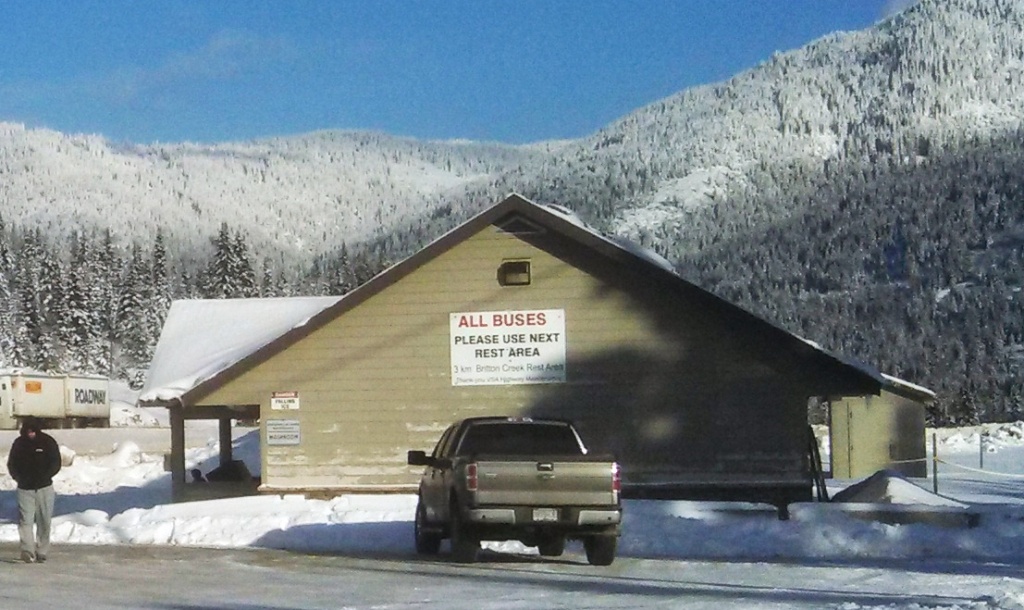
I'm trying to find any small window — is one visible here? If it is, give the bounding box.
[498,260,531,286]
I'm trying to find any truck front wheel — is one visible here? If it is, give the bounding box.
[414,501,442,555]
[583,535,617,566]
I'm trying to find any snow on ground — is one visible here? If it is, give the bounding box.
[2,409,1024,606]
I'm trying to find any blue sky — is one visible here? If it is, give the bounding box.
[0,1,912,145]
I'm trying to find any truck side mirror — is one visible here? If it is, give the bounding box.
[407,450,430,466]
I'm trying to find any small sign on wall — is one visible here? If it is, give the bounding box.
[271,390,299,410]
[266,419,301,446]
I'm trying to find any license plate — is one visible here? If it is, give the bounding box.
[533,508,558,522]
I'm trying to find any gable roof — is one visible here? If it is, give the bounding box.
[139,193,932,407]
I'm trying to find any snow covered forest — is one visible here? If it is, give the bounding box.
[2,0,1023,422]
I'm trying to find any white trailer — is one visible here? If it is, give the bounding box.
[0,370,110,429]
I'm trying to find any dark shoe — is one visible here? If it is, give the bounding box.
[35,554,46,563]
[20,551,35,563]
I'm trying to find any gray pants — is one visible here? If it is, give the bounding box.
[17,485,55,558]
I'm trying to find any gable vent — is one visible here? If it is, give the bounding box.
[496,214,544,235]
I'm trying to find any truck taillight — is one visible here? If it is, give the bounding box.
[611,463,621,493]
[466,462,478,492]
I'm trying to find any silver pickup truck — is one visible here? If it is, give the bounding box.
[407,416,622,565]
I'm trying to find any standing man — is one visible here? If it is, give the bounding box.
[7,417,62,563]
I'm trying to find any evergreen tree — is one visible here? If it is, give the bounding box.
[0,215,12,366]
[61,234,94,372]
[11,231,46,368]
[36,248,65,370]
[115,243,154,384]
[203,222,234,299]
[151,229,172,342]
[202,223,256,298]
[230,232,257,297]
[91,229,121,376]
[328,242,356,295]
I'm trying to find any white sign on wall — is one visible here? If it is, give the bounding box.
[266,419,301,446]
[271,391,299,410]
[450,309,566,386]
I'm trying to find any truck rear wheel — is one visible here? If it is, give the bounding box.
[583,535,617,566]
[449,505,479,563]
[414,501,442,555]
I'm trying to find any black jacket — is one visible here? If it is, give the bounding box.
[7,423,62,491]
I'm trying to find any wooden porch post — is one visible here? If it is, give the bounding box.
[219,416,233,466]
[170,405,186,499]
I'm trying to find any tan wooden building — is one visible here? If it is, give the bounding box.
[139,194,930,506]
[829,376,935,479]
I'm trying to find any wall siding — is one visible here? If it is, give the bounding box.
[830,391,926,478]
[198,224,813,493]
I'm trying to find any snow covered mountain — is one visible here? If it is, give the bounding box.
[491,0,1024,236]
[0,123,552,267]
[4,0,1019,266]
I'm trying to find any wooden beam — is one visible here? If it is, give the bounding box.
[169,405,186,499]
[219,417,234,466]
[181,405,260,420]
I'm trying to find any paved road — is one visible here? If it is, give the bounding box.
[0,543,1018,609]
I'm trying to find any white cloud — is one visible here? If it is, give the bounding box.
[90,30,293,104]
[156,30,290,84]
[0,30,294,110]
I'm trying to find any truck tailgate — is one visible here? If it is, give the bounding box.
[472,458,618,506]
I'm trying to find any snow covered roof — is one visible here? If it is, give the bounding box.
[139,296,341,403]
[882,373,937,402]
[140,193,926,407]
[828,353,935,403]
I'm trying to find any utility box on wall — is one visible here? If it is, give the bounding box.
[829,388,928,479]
